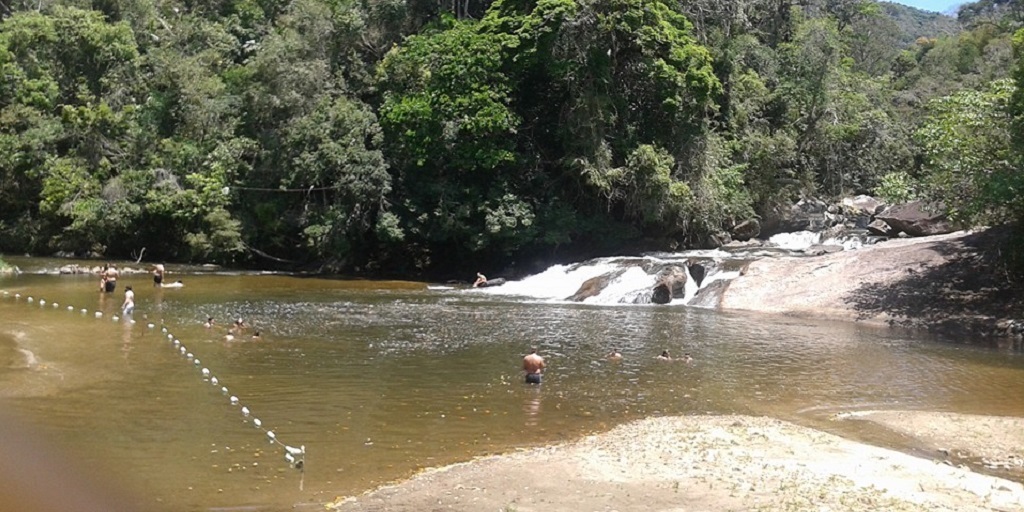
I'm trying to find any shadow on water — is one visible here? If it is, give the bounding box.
[843,228,1024,346]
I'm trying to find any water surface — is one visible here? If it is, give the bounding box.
[1,260,1023,511]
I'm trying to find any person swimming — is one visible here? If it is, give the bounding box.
[606,348,623,361]
[656,350,672,361]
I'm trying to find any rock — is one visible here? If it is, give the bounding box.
[688,262,707,288]
[866,219,896,237]
[730,219,760,241]
[708,231,732,248]
[842,195,885,216]
[567,271,623,302]
[688,279,731,308]
[804,245,844,256]
[760,198,831,237]
[875,201,955,237]
[651,266,689,305]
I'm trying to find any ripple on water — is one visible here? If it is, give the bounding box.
[4,273,1024,512]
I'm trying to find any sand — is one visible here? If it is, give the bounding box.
[328,413,1024,511]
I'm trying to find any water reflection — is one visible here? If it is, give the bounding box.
[523,387,542,428]
[1,270,1023,511]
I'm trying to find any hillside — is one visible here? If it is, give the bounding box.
[881,1,962,46]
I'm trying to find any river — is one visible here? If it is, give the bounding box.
[1,257,1023,511]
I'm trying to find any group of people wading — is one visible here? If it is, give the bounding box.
[97,263,172,317]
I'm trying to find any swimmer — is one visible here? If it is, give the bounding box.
[204,317,215,328]
[251,331,261,340]
[606,348,623,361]
[523,346,545,384]
[683,352,693,363]
[656,350,672,361]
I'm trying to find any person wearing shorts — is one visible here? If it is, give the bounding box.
[104,265,119,293]
[523,347,545,385]
[152,263,165,286]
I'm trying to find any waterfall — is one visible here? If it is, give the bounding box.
[473,255,735,306]
[471,228,880,306]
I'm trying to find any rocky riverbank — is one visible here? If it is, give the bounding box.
[328,413,1024,511]
[718,228,1024,341]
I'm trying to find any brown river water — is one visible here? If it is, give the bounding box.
[1,258,1023,511]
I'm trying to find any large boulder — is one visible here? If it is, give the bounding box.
[687,279,731,308]
[730,219,761,241]
[841,195,885,216]
[651,265,689,305]
[567,270,624,302]
[875,201,954,237]
[760,198,832,237]
[866,219,896,237]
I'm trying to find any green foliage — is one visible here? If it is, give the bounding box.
[872,171,919,204]
[1012,28,1024,153]
[0,0,1022,275]
[378,20,519,173]
[915,79,1021,225]
[684,134,754,240]
[280,95,391,260]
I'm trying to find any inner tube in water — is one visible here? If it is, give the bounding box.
[478,278,506,288]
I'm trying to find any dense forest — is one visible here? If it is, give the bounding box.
[0,0,1022,278]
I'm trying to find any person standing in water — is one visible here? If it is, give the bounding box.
[152,263,165,286]
[523,347,545,384]
[103,264,119,293]
[121,285,135,316]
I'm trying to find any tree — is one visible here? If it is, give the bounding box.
[915,79,1020,225]
[377,18,532,269]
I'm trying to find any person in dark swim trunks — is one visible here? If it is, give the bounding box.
[103,264,119,293]
[152,263,165,286]
[523,347,545,384]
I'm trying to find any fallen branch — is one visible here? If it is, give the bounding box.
[244,243,298,264]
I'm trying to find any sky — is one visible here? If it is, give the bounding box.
[887,0,963,14]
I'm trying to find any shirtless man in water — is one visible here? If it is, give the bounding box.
[103,264,119,293]
[152,263,165,286]
[523,347,545,384]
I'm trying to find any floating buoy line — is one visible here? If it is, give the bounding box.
[1,289,307,482]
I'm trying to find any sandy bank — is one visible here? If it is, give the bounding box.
[329,413,1024,511]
